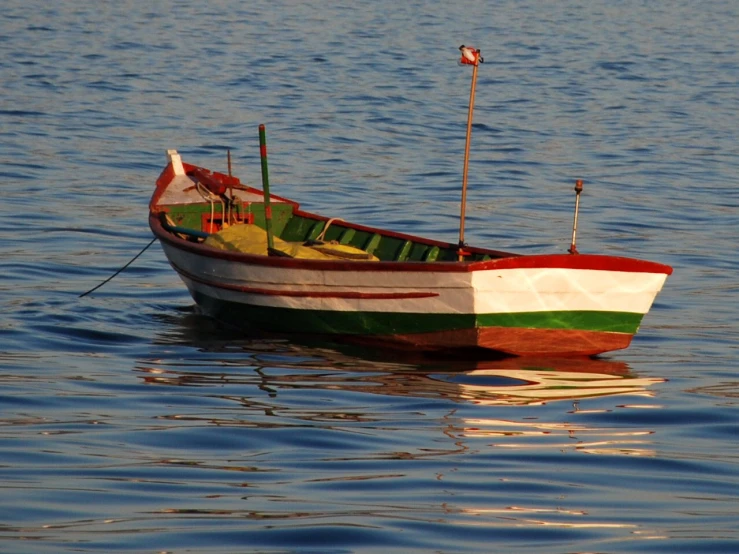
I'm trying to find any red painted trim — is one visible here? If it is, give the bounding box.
[152,214,671,277]
[477,326,633,356]
[151,215,472,272]
[190,167,237,196]
[376,326,634,357]
[150,161,205,210]
[150,160,672,277]
[149,162,176,210]
[233,206,670,275]
[470,254,673,275]
[151,161,301,211]
[171,260,440,300]
[151,161,511,256]
[201,212,223,234]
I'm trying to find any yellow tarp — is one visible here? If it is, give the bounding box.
[204,224,378,261]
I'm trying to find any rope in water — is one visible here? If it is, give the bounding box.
[79,237,158,298]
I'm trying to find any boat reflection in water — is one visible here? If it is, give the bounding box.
[140,311,664,410]
[442,357,662,407]
[138,330,663,460]
[134,313,664,534]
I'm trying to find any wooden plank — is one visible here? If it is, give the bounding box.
[395,240,413,261]
[339,228,355,244]
[364,233,382,255]
[423,246,440,262]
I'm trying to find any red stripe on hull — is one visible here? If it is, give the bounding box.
[478,254,672,275]
[172,262,439,300]
[477,327,633,356]
[366,327,634,357]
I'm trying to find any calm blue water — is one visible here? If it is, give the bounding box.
[1,1,738,552]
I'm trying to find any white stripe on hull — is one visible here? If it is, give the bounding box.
[162,244,668,316]
[471,268,668,314]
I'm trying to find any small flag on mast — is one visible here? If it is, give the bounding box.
[459,45,484,65]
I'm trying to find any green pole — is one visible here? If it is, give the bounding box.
[259,124,276,252]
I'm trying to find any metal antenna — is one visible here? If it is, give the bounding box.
[568,179,584,254]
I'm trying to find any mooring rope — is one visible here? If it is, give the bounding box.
[79,237,158,298]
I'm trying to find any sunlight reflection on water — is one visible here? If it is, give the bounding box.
[2,0,739,552]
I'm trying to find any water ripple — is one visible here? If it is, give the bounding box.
[1,0,738,552]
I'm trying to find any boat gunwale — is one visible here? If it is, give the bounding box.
[149,213,674,276]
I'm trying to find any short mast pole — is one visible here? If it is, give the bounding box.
[258,124,276,253]
[458,45,483,261]
[568,179,584,254]
[226,148,233,225]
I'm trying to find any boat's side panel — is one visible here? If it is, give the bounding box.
[471,267,669,314]
[161,242,475,314]
[185,289,636,356]
[190,288,477,336]
[159,241,667,355]
[161,242,667,317]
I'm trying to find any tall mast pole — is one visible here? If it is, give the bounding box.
[458,45,483,261]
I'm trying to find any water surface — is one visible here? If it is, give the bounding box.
[1,1,738,552]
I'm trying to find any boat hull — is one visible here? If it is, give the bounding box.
[154,220,670,356]
[189,292,635,356]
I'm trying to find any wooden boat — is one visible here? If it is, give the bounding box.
[149,47,670,357]
[149,147,672,357]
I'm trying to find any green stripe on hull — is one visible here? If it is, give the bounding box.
[477,311,643,334]
[194,291,473,334]
[193,292,642,335]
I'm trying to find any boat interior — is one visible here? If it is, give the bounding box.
[153,151,513,263]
